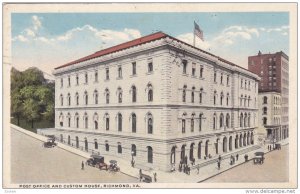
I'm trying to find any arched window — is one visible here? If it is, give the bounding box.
[245,80,247,89]
[220,92,224,105]
[226,93,229,106]
[118,66,122,78]
[219,113,224,128]
[182,113,187,133]
[95,70,98,82]
[248,96,250,107]
[263,96,268,104]
[94,90,98,104]
[60,94,63,106]
[84,112,88,129]
[263,117,267,125]
[67,113,71,127]
[182,85,187,102]
[105,113,110,130]
[132,85,137,102]
[94,139,98,149]
[214,91,217,105]
[199,88,203,104]
[67,93,71,106]
[105,142,109,151]
[75,112,79,128]
[240,95,243,106]
[226,113,230,128]
[105,88,109,104]
[131,144,137,156]
[241,79,243,88]
[191,87,195,103]
[147,146,153,163]
[76,74,79,85]
[223,137,227,152]
[248,113,251,127]
[93,113,98,130]
[213,113,217,130]
[191,113,195,132]
[59,112,64,127]
[117,87,122,103]
[147,113,153,134]
[198,142,202,159]
[263,107,267,114]
[199,113,203,131]
[132,113,136,133]
[117,113,122,132]
[84,91,88,105]
[148,85,153,102]
[244,95,247,107]
[75,92,79,105]
[75,136,79,148]
[248,81,251,90]
[84,138,88,151]
[244,113,247,127]
[68,135,71,145]
[240,113,243,127]
[117,144,122,154]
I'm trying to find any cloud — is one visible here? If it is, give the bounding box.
[32,15,42,31]
[264,25,289,34]
[176,32,211,50]
[12,35,28,42]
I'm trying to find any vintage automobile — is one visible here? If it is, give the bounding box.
[140,174,152,183]
[86,155,108,170]
[108,160,120,172]
[253,152,265,165]
[43,137,57,148]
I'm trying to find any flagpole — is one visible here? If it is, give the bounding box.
[193,29,195,47]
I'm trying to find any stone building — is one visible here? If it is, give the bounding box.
[38,32,260,171]
[248,51,289,143]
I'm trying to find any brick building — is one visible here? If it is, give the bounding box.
[38,32,260,172]
[248,51,289,143]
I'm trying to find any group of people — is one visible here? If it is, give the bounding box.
[178,162,191,175]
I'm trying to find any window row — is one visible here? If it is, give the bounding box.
[58,112,154,134]
[181,113,204,133]
[213,91,230,106]
[59,84,153,106]
[240,95,252,107]
[182,60,205,79]
[59,60,154,88]
[213,71,231,86]
[62,135,154,164]
[212,113,231,130]
[240,78,252,91]
[239,113,252,128]
[182,86,205,103]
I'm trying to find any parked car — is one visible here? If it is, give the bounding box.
[108,160,120,172]
[86,155,108,170]
[43,138,57,148]
[253,152,265,165]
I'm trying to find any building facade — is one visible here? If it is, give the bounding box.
[39,32,260,171]
[248,51,289,143]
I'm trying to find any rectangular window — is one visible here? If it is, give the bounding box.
[192,63,196,76]
[118,66,122,78]
[132,62,136,75]
[148,61,153,73]
[60,78,63,87]
[106,118,109,130]
[106,68,109,80]
[183,60,187,74]
[200,66,203,78]
[95,71,98,82]
[85,73,88,84]
[68,76,70,87]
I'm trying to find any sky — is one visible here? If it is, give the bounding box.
[11,12,289,77]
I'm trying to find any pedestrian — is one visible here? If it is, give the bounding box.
[196,165,200,174]
[217,161,220,170]
[139,169,142,182]
[244,154,248,162]
[81,161,84,170]
[153,172,157,182]
[236,154,239,161]
[218,155,222,162]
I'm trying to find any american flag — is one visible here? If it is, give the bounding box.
[194,21,204,41]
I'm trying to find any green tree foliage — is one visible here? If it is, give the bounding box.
[11,67,55,129]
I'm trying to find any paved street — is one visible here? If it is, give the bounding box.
[11,128,137,183]
[203,145,289,183]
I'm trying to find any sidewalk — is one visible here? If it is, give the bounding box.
[12,124,289,183]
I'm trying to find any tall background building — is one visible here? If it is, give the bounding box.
[248,51,289,143]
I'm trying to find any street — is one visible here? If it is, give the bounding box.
[203,144,289,183]
[10,128,137,183]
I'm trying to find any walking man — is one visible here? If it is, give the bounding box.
[217,160,220,170]
[81,161,84,170]
[153,172,157,182]
[236,154,239,161]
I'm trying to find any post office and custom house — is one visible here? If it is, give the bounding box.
[38,32,260,172]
